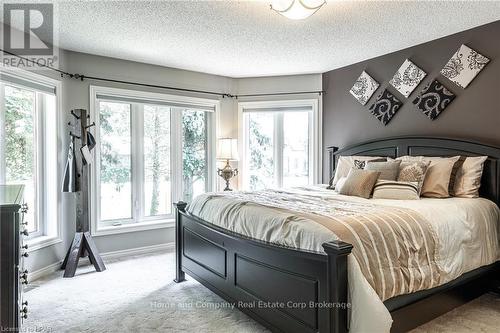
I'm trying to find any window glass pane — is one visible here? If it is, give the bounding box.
[4,85,36,232]
[99,102,132,221]
[246,113,275,190]
[182,109,207,202]
[144,105,171,216]
[283,112,310,187]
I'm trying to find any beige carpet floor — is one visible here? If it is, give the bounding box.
[25,250,499,333]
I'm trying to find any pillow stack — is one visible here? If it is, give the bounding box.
[328,156,386,189]
[329,154,488,200]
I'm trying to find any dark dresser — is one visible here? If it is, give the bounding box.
[0,185,29,331]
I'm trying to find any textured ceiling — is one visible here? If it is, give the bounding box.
[25,1,500,77]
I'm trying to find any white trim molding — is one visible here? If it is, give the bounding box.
[28,242,175,282]
[237,98,322,189]
[89,85,219,236]
[0,67,63,250]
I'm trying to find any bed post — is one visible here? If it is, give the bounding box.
[322,240,353,333]
[173,201,187,283]
[327,146,339,180]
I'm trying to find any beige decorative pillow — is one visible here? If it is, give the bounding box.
[448,156,467,193]
[338,169,380,199]
[396,156,461,197]
[452,156,488,198]
[364,160,401,181]
[329,156,385,189]
[397,161,430,195]
[372,180,420,200]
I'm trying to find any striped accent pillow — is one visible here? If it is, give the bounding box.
[372,180,420,200]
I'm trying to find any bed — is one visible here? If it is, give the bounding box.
[173,136,500,333]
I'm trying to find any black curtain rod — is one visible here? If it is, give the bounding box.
[1,49,324,99]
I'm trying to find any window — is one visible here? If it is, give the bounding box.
[91,86,216,234]
[0,70,60,245]
[240,100,320,190]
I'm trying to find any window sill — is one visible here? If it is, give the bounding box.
[92,218,175,237]
[26,235,63,252]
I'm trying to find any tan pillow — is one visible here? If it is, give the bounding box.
[448,156,467,193]
[452,156,488,198]
[338,169,380,199]
[397,161,430,195]
[396,156,461,198]
[329,156,385,189]
[364,160,401,181]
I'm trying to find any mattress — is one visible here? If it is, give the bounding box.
[187,185,500,333]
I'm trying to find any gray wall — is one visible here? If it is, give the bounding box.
[25,50,322,273]
[322,20,500,181]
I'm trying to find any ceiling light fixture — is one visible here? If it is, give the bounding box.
[270,0,326,20]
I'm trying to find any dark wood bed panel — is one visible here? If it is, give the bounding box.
[174,136,500,333]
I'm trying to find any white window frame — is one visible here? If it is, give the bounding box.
[90,85,218,236]
[0,67,63,251]
[238,99,321,190]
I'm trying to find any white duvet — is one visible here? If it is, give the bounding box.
[188,186,500,333]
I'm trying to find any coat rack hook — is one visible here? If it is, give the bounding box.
[85,122,96,129]
[69,131,81,139]
[71,110,81,119]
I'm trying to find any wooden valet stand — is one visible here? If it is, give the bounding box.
[61,109,106,278]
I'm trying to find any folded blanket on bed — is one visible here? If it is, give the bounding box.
[188,188,443,301]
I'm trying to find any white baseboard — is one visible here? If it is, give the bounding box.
[28,261,63,283]
[28,242,174,282]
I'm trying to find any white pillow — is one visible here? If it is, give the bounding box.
[452,156,488,198]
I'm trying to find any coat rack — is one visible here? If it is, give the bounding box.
[61,109,106,278]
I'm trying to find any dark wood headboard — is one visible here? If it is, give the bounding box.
[327,136,500,206]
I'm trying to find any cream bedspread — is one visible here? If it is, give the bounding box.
[187,186,500,333]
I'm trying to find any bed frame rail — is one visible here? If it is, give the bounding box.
[174,202,352,333]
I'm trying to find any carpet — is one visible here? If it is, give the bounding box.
[25,251,499,333]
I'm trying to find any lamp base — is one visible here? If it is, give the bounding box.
[217,160,238,191]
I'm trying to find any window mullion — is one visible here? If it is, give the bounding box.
[36,93,44,236]
[0,84,5,183]
[171,108,183,204]
[131,104,144,223]
[274,113,284,188]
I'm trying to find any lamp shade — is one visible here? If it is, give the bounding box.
[217,138,239,161]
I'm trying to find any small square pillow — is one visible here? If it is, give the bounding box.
[364,160,401,181]
[372,180,420,200]
[328,156,386,189]
[338,169,380,199]
[452,156,488,198]
[397,161,430,195]
[395,156,461,197]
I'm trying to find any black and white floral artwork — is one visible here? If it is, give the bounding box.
[389,59,427,98]
[441,44,490,89]
[412,80,456,120]
[369,89,403,125]
[349,71,380,105]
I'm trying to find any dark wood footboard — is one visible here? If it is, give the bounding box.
[174,202,352,333]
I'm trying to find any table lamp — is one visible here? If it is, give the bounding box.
[217,138,239,191]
